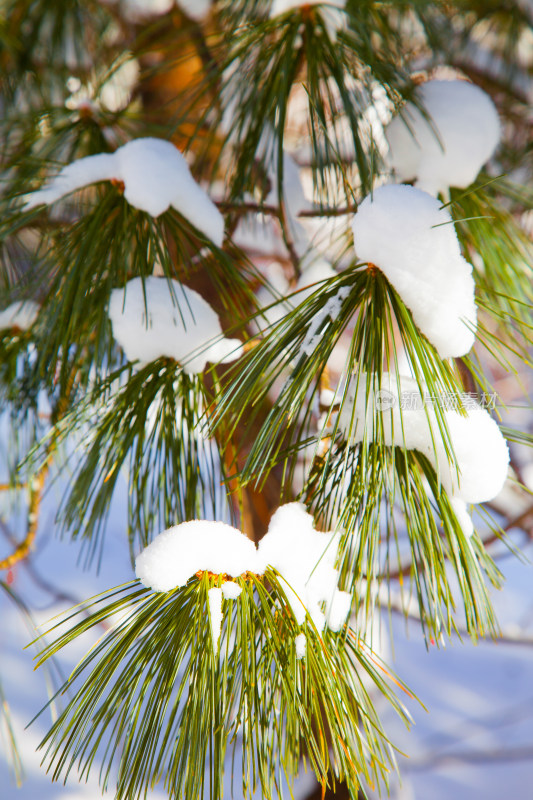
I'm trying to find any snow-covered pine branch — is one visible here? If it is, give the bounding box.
[352,183,477,358]
[339,372,510,536]
[386,79,500,197]
[135,502,352,648]
[24,138,224,245]
[108,276,242,374]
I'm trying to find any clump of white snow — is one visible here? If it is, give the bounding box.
[108,276,242,374]
[351,184,476,358]
[207,587,223,650]
[258,502,351,632]
[136,502,352,633]
[295,633,307,659]
[221,581,243,599]
[135,519,262,592]
[339,372,509,534]
[0,301,40,331]
[24,137,224,245]
[386,79,500,197]
[449,497,474,539]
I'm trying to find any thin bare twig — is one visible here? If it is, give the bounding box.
[216,199,357,218]
[0,462,49,571]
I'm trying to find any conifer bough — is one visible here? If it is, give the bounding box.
[0,1,531,799]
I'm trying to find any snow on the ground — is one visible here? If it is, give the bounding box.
[24,138,224,245]
[352,184,477,358]
[108,276,242,373]
[386,79,500,197]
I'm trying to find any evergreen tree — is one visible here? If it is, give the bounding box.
[0,1,532,798]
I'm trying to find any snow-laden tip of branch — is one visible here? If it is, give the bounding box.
[386,79,500,197]
[339,372,510,533]
[135,502,352,632]
[0,300,40,332]
[24,137,224,245]
[352,184,476,359]
[135,520,262,592]
[108,276,243,374]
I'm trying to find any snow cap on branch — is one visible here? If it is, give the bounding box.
[351,184,476,358]
[0,300,40,331]
[386,79,500,197]
[339,372,509,523]
[135,520,262,592]
[108,276,242,374]
[136,503,351,632]
[24,137,224,245]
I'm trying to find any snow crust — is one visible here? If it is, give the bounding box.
[386,79,500,197]
[136,503,351,632]
[0,301,40,331]
[352,184,476,358]
[339,372,509,531]
[108,276,242,374]
[24,138,224,245]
